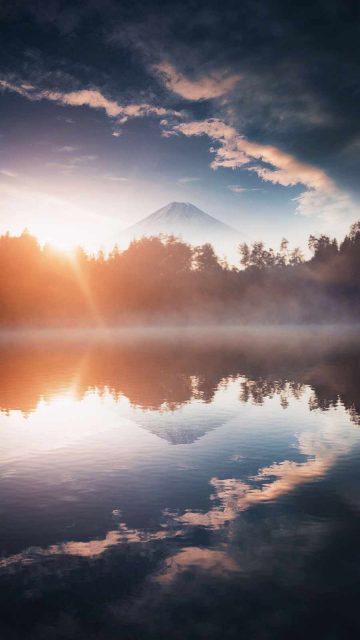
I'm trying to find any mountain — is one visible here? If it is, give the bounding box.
[122,202,242,252]
[132,405,236,445]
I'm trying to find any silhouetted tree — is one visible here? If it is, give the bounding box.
[1,220,360,326]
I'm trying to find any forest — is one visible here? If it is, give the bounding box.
[1,221,360,326]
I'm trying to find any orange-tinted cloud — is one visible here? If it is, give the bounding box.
[173,118,357,222]
[155,63,241,101]
[156,546,240,583]
[0,80,181,124]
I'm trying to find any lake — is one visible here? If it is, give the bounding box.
[1,327,360,639]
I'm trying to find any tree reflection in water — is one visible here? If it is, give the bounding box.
[1,327,360,424]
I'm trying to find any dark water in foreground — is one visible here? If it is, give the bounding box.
[1,327,360,639]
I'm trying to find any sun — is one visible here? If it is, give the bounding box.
[31,221,84,252]
[2,185,107,254]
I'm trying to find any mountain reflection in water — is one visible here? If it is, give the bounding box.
[1,327,360,640]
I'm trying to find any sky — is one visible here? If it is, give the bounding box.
[0,0,359,253]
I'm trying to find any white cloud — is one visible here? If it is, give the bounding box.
[155,63,241,101]
[228,185,262,193]
[293,188,359,237]
[103,175,129,182]
[178,176,200,183]
[228,185,247,193]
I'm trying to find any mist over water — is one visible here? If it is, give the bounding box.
[1,327,360,639]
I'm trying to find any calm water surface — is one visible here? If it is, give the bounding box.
[1,328,360,639]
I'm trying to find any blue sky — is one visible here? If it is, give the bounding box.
[0,0,359,252]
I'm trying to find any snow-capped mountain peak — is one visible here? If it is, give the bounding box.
[123,202,241,248]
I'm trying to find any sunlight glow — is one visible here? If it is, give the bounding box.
[23,210,101,253]
[0,182,111,252]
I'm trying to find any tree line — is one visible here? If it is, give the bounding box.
[1,221,360,325]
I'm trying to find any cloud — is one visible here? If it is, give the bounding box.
[75,154,97,162]
[177,407,358,531]
[178,176,200,184]
[292,188,359,236]
[44,88,181,123]
[44,88,126,117]
[156,546,240,584]
[228,185,262,193]
[55,145,78,153]
[4,0,360,205]
[155,62,241,101]
[173,118,358,221]
[103,175,129,182]
[293,188,355,218]
[228,185,247,193]
[46,162,79,173]
[0,80,181,124]
[0,79,30,97]
[0,169,17,178]
[0,516,184,570]
[46,154,98,173]
[174,118,235,142]
[174,118,331,188]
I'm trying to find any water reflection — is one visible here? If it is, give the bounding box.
[1,328,360,639]
[2,327,360,422]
